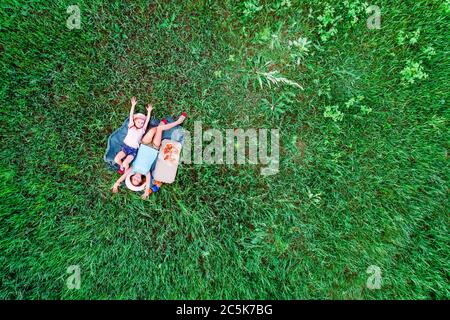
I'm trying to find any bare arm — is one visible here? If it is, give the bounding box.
[112,167,133,193]
[141,172,152,199]
[142,103,153,131]
[129,96,137,128]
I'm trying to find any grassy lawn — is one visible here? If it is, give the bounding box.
[1,0,448,299]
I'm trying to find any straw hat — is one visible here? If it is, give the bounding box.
[125,171,147,192]
[133,113,147,122]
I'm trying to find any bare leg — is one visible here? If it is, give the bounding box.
[142,114,187,147]
[158,115,186,131]
[142,127,157,145]
[114,151,126,166]
[122,155,134,170]
[151,125,164,149]
[142,122,178,147]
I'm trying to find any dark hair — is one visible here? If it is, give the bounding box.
[131,173,146,186]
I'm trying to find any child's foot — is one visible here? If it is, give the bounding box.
[154,180,162,187]
[118,166,124,175]
[149,180,162,193]
[150,185,160,193]
[177,112,187,124]
[161,119,168,125]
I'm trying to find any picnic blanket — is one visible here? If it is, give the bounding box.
[104,117,185,172]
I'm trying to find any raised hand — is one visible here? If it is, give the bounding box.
[146,103,153,113]
[131,96,137,107]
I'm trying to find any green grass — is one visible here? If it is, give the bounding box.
[0,0,448,299]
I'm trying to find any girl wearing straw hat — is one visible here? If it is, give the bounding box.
[114,97,152,174]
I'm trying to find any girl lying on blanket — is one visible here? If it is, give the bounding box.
[111,112,187,199]
[114,97,153,175]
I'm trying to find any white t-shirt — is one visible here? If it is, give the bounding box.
[123,127,145,148]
